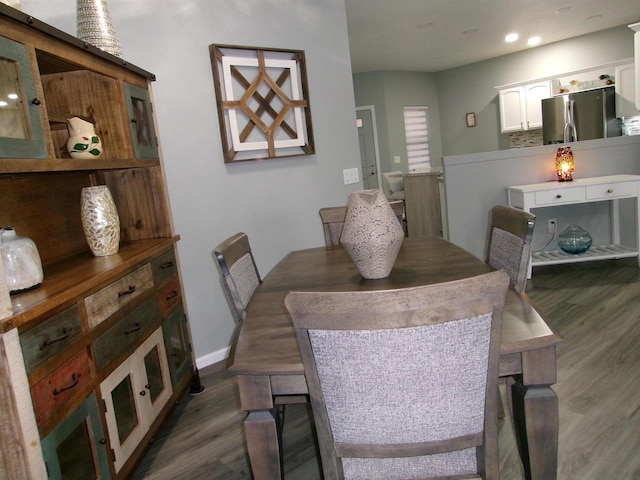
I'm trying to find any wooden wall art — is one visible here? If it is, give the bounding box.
[209,44,315,163]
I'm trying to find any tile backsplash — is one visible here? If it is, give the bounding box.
[509,129,543,148]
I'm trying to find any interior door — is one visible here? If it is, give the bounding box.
[356,108,379,189]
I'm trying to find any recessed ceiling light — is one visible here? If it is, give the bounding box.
[587,14,603,21]
[417,22,434,29]
[527,36,541,46]
[555,6,573,14]
[505,33,519,43]
[462,28,478,35]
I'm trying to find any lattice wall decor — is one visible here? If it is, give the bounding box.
[210,44,315,163]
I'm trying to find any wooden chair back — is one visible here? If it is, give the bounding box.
[319,199,404,247]
[213,232,262,324]
[285,270,510,480]
[486,205,536,293]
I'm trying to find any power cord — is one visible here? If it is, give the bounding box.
[533,220,556,253]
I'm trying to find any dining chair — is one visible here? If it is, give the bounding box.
[486,205,536,293]
[285,270,510,480]
[381,171,405,200]
[319,199,405,247]
[213,232,262,324]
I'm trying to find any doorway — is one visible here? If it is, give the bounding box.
[356,106,381,190]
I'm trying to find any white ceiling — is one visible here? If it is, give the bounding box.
[345,0,640,73]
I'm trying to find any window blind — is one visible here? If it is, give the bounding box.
[403,106,430,171]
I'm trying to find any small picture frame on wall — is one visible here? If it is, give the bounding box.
[466,112,476,128]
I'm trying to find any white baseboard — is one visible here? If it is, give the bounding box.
[195,346,230,370]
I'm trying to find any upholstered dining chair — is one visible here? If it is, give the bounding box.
[213,232,262,324]
[486,205,536,293]
[285,270,510,480]
[319,200,405,247]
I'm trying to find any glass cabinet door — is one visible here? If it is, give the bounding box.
[0,36,46,158]
[40,393,110,480]
[124,82,158,158]
[162,306,193,387]
[100,327,171,473]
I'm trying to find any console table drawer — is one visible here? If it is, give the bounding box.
[534,187,584,206]
[85,263,154,329]
[20,305,82,375]
[93,298,160,371]
[31,348,92,426]
[586,182,637,200]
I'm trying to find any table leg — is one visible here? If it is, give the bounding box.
[244,410,283,480]
[510,346,559,480]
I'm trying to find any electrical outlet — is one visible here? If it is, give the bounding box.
[548,218,557,234]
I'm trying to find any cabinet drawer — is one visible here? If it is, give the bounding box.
[85,263,154,329]
[586,182,637,201]
[20,305,82,375]
[93,298,160,371]
[534,187,584,206]
[31,348,92,426]
[157,277,182,315]
[152,249,178,284]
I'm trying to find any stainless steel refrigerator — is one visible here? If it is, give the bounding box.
[542,86,621,144]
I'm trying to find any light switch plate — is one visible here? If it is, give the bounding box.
[393,156,401,164]
[343,168,359,185]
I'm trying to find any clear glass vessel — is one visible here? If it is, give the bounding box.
[557,224,592,254]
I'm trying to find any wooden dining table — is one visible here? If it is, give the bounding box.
[227,236,562,480]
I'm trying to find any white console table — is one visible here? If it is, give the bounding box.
[508,174,640,268]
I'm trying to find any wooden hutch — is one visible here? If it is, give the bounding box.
[0,5,198,479]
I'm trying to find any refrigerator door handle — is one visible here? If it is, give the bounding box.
[563,99,577,142]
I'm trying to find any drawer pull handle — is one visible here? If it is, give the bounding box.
[166,291,179,301]
[607,189,614,193]
[42,328,71,347]
[118,285,137,297]
[53,373,81,395]
[160,261,175,270]
[124,322,141,335]
[555,194,562,199]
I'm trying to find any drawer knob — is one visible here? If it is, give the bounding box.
[118,285,137,297]
[124,322,142,335]
[556,194,562,199]
[42,328,71,347]
[139,390,146,396]
[607,189,614,193]
[53,373,81,396]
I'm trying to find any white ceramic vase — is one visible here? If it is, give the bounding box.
[0,227,44,293]
[340,189,404,279]
[81,185,120,256]
[66,117,103,159]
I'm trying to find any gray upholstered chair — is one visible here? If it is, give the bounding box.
[213,232,262,324]
[285,270,510,480]
[486,205,536,293]
[319,200,405,247]
[381,171,405,200]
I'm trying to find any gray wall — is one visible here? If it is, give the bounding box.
[353,71,443,170]
[436,25,635,156]
[22,0,362,365]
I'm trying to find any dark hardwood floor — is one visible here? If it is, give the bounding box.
[132,258,640,479]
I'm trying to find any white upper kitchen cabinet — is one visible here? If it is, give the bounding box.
[499,81,551,133]
[630,22,640,110]
[615,62,640,117]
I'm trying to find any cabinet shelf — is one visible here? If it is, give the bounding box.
[532,244,638,267]
[1,237,178,332]
[0,157,159,173]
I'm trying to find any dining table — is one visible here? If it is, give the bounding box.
[227,236,562,480]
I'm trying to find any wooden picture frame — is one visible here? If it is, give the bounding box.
[209,44,315,163]
[466,112,476,127]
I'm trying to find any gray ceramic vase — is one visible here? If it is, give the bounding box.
[340,189,404,279]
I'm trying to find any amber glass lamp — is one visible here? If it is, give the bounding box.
[555,146,574,182]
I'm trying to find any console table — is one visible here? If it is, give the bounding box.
[508,174,640,268]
